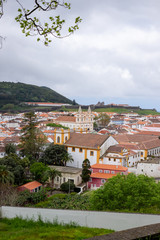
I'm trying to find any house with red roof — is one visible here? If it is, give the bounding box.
[17,181,42,193]
[88,164,128,190]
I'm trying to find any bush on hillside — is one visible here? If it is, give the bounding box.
[90,173,160,212]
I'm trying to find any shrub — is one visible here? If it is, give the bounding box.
[16,189,47,206]
[60,181,75,193]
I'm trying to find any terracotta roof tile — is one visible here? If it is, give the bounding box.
[65,133,109,148]
[91,172,117,179]
[91,163,128,171]
[20,181,42,190]
[56,116,76,122]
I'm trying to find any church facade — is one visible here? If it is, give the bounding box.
[55,106,94,131]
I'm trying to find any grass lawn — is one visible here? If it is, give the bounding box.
[0,217,114,240]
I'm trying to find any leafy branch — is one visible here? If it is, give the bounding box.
[15,0,82,46]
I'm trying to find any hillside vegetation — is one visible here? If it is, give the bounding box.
[0,82,73,110]
[94,107,160,115]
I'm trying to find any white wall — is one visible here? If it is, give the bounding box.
[137,162,160,178]
[67,147,97,168]
[100,136,118,156]
[2,206,160,231]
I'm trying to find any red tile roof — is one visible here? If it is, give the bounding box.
[91,163,128,171]
[56,116,76,122]
[91,172,117,179]
[20,181,42,190]
[65,133,109,148]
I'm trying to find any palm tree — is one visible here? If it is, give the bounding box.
[0,165,14,184]
[44,168,61,189]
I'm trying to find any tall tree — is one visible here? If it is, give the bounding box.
[40,144,73,166]
[81,159,91,184]
[44,167,61,188]
[20,112,47,160]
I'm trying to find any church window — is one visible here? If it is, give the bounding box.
[79,148,83,152]
[72,147,75,152]
[57,136,60,143]
[90,151,94,156]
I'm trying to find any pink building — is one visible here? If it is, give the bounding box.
[88,164,128,190]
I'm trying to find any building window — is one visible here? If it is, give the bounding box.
[63,177,66,182]
[57,177,59,181]
[79,148,83,152]
[108,158,111,161]
[65,136,68,141]
[57,136,60,143]
[72,147,75,152]
[111,171,115,174]
[114,159,116,162]
[90,151,94,156]
[101,179,105,183]
[141,152,143,157]
[89,178,92,182]
[104,170,110,173]
[99,170,103,173]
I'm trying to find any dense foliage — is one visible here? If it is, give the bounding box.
[30,162,48,182]
[0,82,73,109]
[0,153,29,185]
[40,144,73,166]
[16,189,47,206]
[35,193,91,210]
[81,159,91,183]
[60,181,75,193]
[90,174,160,212]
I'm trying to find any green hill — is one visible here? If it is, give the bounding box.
[0,82,74,111]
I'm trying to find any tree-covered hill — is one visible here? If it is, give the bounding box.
[0,82,73,109]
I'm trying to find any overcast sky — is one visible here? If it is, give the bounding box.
[1,0,160,110]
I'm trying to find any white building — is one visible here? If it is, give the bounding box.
[136,159,160,181]
[55,106,94,131]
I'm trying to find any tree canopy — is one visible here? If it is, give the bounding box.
[0,153,28,185]
[30,162,48,182]
[40,144,73,166]
[0,0,81,46]
[95,113,110,128]
[90,174,160,212]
